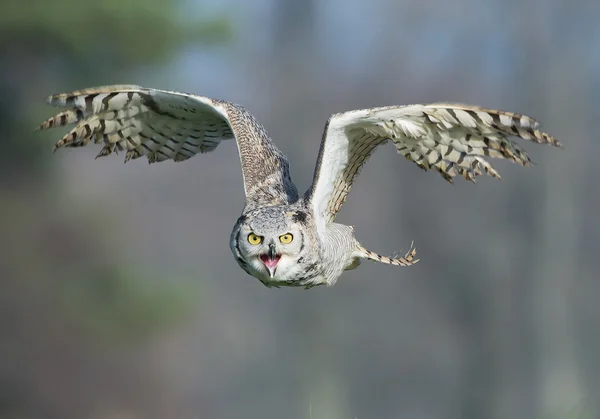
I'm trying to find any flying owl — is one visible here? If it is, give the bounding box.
[38,85,561,288]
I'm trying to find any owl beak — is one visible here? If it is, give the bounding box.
[260,243,281,277]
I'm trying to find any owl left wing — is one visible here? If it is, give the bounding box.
[37,85,298,204]
[306,103,562,227]
[38,85,236,162]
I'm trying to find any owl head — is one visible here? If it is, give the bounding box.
[230,207,311,286]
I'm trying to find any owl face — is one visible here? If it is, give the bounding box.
[230,208,310,286]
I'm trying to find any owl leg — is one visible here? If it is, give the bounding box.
[356,241,419,267]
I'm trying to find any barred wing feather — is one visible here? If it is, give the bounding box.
[307,103,562,226]
[38,85,300,205]
[38,85,234,163]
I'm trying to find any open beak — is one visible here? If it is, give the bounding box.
[260,243,281,277]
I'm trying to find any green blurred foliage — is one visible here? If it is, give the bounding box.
[0,4,226,416]
[0,0,229,418]
[1,176,197,345]
[58,266,197,343]
[1,0,227,333]
[0,0,227,324]
[1,0,229,65]
[544,403,597,419]
[1,0,229,176]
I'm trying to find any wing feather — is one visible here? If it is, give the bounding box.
[307,103,562,226]
[40,85,233,162]
[39,85,298,204]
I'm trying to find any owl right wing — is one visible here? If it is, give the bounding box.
[306,103,562,228]
[38,85,298,204]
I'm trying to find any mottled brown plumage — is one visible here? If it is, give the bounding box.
[39,85,296,208]
[307,104,562,225]
[39,85,561,288]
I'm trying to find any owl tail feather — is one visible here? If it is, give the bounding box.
[357,241,419,267]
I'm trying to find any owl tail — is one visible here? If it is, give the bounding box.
[357,241,419,267]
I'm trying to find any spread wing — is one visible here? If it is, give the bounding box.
[38,85,298,204]
[306,103,562,226]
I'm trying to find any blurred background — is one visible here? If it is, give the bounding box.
[1,0,598,418]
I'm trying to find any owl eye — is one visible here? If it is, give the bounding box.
[247,233,263,245]
[279,233,294,244]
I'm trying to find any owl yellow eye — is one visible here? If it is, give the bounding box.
[279,233,293,244]
[247,233,263,245]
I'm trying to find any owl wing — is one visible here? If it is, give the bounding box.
[38,85,298,204]
[306,103,562,226]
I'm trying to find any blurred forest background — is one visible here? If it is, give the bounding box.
[1,0,598,418]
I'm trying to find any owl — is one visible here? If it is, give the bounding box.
[38,85,561,288]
